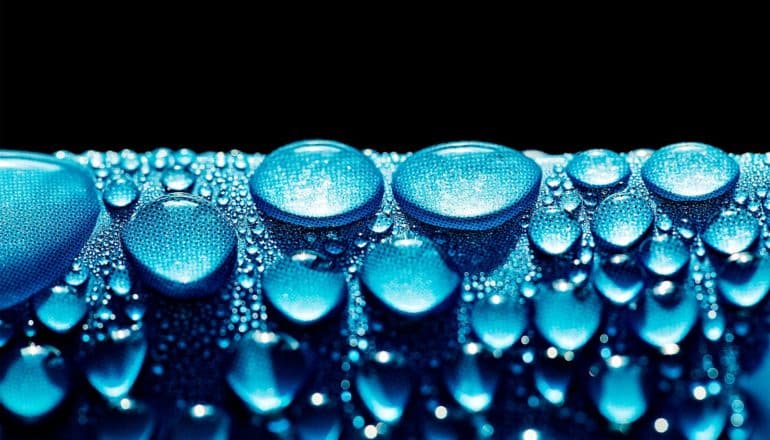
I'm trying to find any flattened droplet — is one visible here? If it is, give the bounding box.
[641,142,739,202]
[392,142,541,230]
[249,140,384,227]
[0,152,100,310]
[702,209,759,256]
[121,193,237,299]
[566,149,630,189]
[591,193,653,250]
[528,206,581,256]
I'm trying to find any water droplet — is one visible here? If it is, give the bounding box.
[96,398,155,440]
[631,286,697,349]
[361,238,460,316]
[33,284,87,333]
[470,294,528,351]
[294,402,342,440]
[591,193,653,250]
[591,356,647,425]
[109,266,132,296]
[528,206,581,256]
[534,286,602,351]
[592,254,644,305]
[368,213,393,234]
[678,390,728,440]
[121,193,237,299]
[0,344,69,420]
[84,326,148,400]
[103,177,140,209]
[702,209,759,256]
[161,165,195,192]
[717,254,770,307]
[642,142,739,202]
[163,403,231,440]
[0,152,100,310]
[638,235,689,277]
[534,358,570,406]
[443,345,499,413]
[392,141,541,230]
[355,353,412,423]
[566,149,630,189]
[249,140,384,227]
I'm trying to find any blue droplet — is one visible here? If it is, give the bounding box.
[678,390,728,440]
[249,140,384,227]
[161,165,195,192]
[717,254,770,307]
[84,326,147,400]
[361,238,460,316]
[591,193,653,250]
[121,193,237,299]
[355,354,412,423]
[642,142,739,202]
[631,285,697,349]
[638,235,689,277]
[443,345,499,413]
[470,295,527,351]
[592,254,645,305]
[33,284,87,334]
[702,209,759,256]
[226,331,313,415]
[263,251,346,325]
[97,398,155,440]
[0,152,100,310]
[103,177,140,209]
[109,266,133,296]
[534,360,570,406]
[566,149,630,189]
[165,404,231,440]
[0,344,69,420]
[528,206,581,256]
[392,141,541,230]
[534,286,602,351]
[591,357,647,425]
[294,403,342,440]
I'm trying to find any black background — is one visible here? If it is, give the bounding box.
[1,4,767,155]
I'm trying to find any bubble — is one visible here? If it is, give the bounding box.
[717,254,770,307]
[592,254,645,305]
[443,345,499,413]
[33,284,87,333]
[355,353,412,424]
[631,286,697,349]
[591,356,647,425]
[638,235,690,277]
[470,295,528,351]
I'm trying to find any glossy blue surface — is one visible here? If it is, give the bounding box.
[566,149,630,189]
[591,193,653,250]
[528,206,581,256]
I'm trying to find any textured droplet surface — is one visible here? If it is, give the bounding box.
[121,193,237,299]
[361,238,460,316]
[470,294,528,351]
[702,209,759,255]
[717,255,770,307]
[566,149,630,189]
[631,285,697,349]
[392,141,541,230]
[638,235,689,277]
[249,140,384,227]
[528,206,581,256]
[103,177,140,209]
[591,193,653,250]
[591,357,647,425]
[84,326,148,400]
[592,254,645,305]
[0,344,69,420]
[0,152,100,310]
[534,286,602,351]
[641,142,739,202]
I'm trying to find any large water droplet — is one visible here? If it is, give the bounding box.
[592,254,644,305]
[121,193,237,299]
[0,344,69,420]
[528,206,581,256]
[717,254,770,307]
[678,390,728,440]
[262,251,346,325]
[534,286,602,351]
[641,142,739,202]
[470,294,528,351]
[361,238,460,316]
[638,235,690,277]
[443,344,499,413]
[249,140,384,227]
[591,193,653,250]
[0,152,100,310]
[103,177,140,209]
[631,285,697,349]
[226,331,313,415]
[33,284,87,333]
[566,149,630,189]
[591,356,647,425]
[392,141,541,230]
[702,209,759,256]
[84,326,148,400]
[355,353,412,424]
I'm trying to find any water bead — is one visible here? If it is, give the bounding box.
[566,149,630,189]
[528,206,582,256]
[84,326,148,400]
[717,254,770,307]
[103,177,140,209]
[249,140,384,227]
[470,295,528,351]
[591,193,653,250]
[631,286,698,349]
[638,235,690,277]
[161,165,195,192]
[0,344,70,420]
[592,254,645,305]
[33,284,87,334]
[534,286,602,351]
[355,354,412,424]
[443,346,499,413]
[702,209,759,256]
[392,141,541,230]
[591,357,647,425]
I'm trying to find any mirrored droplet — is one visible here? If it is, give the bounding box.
[0,344,69,420]
[592,254,644,305]
[33,284,87,334]
[392,141,541,230]
[702,209,759,256]
[356,353,412,424]
[121,193,238,299]
[84,326,148,400]
[591,356,647,425]
[109,266,132,296]
[443,344,499,413]
[566,149,630,189]
[534,357,571,406]
[226,331,313,415]
[528,206,581,256]
[262,252,346,325]
[249,140,384,227]
[163,404,231,440]
[97,398,155,440]
[591,193,653,250]
[678,390,728,440]
[103,178,140,209]
[631,285,697,349]
[470,294,528,351]
[638,235,690,277]
[641,142,740,202]
[294,401,342,440]
[0,152,100,310]
[161,165,195,192]
[717,254,770,307]
[534,286,602,351]
[361,238,460,316]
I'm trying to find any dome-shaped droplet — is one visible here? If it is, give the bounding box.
[641,142,739,202]
[591,193,653,250]
[226,331,313,415]
[361,238,460,316]
[84,326,148,400]
[566,149,630,189]
[534,358,571,406]
[631,286,697,349]
[121,193,237,299]
[677,388,728,440]
[528,206,581,256]
[392,141,541,230]
[717,254,770,307]
[591,356,647,425]
[161,165,195,192]
[443,344,499,413]
[592,254,645,305]
[33,284,87,334]
[0,344,69,420]
[702,209,759,256]
[96,398,155,440]
[638,235,690,277]
[534,286,602,351]
[249,140,384,227]
[355,353,412,424]
[103,177,140,209]
[470,294,528,351]
[262,251,346,325]
[0,152,100,310]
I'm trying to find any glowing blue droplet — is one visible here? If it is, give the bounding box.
[631,286,697,349]
[591,193,653,250]
[642,142,739,202]
[534,286,602,351]
[121,193,237,299]
[717,255,770,307]
[443,347,499,413]
[249,140,384,227]
[161,165,195,192]
[591,357,647,425]
[392,142,541,230]
[534,360,570,406]
[470,295,527,351]
[638,235,690,277]
[528,206,581,256]
[33,284,87,334]
[592,254,645,305]
[165,404,231,440]
[84,326,148,400]
[361,238,460,316]
[566,149,630,189]
[355,356,412,424]
[97,398,155,440]
[103,177,140,209]
[294,403,342,440]
[0,344,69,420]
[678,391,728,440]
[0,152,100,310]
[702,209,759,256]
